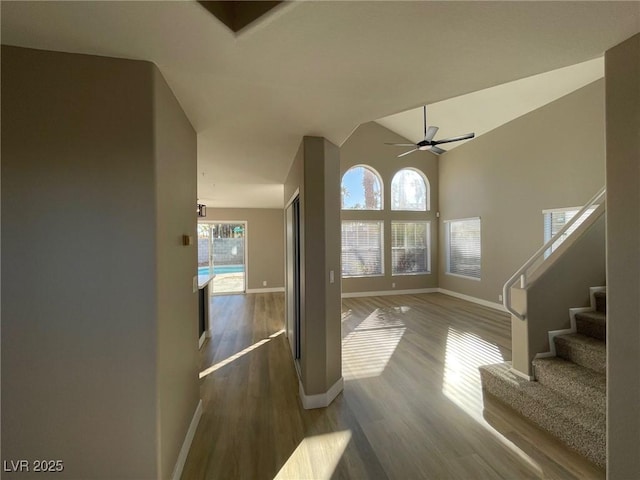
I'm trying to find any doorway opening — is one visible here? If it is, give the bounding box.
[198,222,247,294]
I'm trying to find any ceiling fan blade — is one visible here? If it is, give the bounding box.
[424,126,439,142]
[385,143,418,147]
[397,148,418,158]
[429,146,446,155]
[432,133,475,145]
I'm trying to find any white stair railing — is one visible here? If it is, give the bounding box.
[503,186,606,320]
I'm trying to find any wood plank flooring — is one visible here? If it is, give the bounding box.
[181,292,604,480]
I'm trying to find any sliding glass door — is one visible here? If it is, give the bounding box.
[197,222,246,294]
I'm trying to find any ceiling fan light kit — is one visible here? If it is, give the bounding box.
[385,106,475,156]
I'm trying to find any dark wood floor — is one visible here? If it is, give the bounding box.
[181,292,604,479]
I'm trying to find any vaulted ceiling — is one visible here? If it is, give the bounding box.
[2,1,639,207]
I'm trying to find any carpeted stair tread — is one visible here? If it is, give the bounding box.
[533,357,606,411]
[554,333,606,374]
[594,291,606,313]
[479,362,605,467]
[575,310,607,341]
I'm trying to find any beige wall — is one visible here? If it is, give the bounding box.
[438,80,605,304]
[340,122,439,294]
[1,46,199,479]
[513,213,606,374]
[200,208,284,290]
[605,32,640,480]
[284,137,342,398]
[153,68,200,478]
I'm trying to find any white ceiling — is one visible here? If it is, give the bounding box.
[2,1,639,208]
[377,57,604,153]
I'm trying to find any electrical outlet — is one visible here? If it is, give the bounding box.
[263,280,267,287]
[392,282,396,288]
[498,294,503,302]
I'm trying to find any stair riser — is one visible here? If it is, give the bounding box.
[480,366,605,468]
[533,366,606,411]
[554,339,606,374]
[576,317,606,341]
[594,292,606,313]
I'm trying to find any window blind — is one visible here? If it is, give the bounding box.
[391,221,430,274]
[446,218,481,279]
[341,221,383,277]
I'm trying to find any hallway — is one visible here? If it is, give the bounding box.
[181,293,604,479]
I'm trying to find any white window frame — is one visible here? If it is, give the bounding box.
[341,220,384,278]
[341,165,384,211]
[444,217,481,281]
[391,221,431,276]
[390,168,430,212]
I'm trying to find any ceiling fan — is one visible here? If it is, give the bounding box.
[386,105,475,157]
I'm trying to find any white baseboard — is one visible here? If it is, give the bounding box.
[438,288,507,312]
[246,287,285,294]
[341,288,438,298]
[533,306,590,365]
[171,400,203,480]
[299,377,344,410]
[510,367,535,381]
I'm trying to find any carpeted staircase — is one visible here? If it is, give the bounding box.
[479,288,606,468]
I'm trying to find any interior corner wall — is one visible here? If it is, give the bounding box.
[284,137,341,398]
[200,208,285,290]
[438,80,605,304]
[1,46,200,479]
[153,68,200,479]
[605,32,640,480]
[340,122,439,294]
[1,46,158,478]
[304,137,342,395]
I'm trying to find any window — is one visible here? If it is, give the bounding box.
[341,221,383,277]
[391,168,429,211]
[392,222,430,275]
[341,165,382,210]
[445,217,481,280]
[543,206,596,258]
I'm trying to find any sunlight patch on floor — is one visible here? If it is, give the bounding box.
[442,327,544,474]
[442,327,503,419]
[343,308,406,380]
[199,329,284,378]
[274,430,352,480]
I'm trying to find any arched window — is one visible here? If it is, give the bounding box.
[341,165,383,210]
[391,168,429,211]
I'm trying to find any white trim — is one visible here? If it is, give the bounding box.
[444,272,481,282]
[442,216,481,223]
[198,332,206,349]
[437,288,507,312]
[246,287,285,294]
[171,400,203,480]
[341,164,384,211]
[285,188,300,209]
[341,288,438,298]
[534,306,588,359]
[509,367,535,381]
[390,167,431,212]
[299,377,344,410]
[542,205,583,214]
